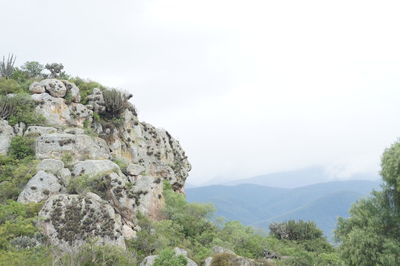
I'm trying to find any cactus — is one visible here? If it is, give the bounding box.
[45,63,64,78]
[0,54,16,79]
[102,89,129,118]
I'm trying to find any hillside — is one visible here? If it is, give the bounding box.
[186,180,380,239]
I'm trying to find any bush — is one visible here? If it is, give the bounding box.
[0,94,45,126]
[21,61,44,78]
[55,241,136,266]
[0,78,23,95]
[69,77,106,104]
[8,136,35,160]
[0,155,38,202]
[153,248,187,266]
[269,220,323,241]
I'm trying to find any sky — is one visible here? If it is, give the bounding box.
[1,0,400,185]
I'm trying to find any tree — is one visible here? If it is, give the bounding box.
[45,63,64,78]
[335,140,400,266]
[21,61,44,78]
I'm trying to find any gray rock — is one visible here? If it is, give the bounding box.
[68,103,93,127]
[33,93,72,126]
[13,122,26,136]
[17,171,62,203]
[0,120,14,155]
[37,159,64,174]
[58,168,71,185]
[24,126,57,137]
[40,79,67,98]
[126,163,145,176]
[140,255,157,266]
[35,133,110,162]
[62,80,81,103]
[37,193,125,250]
[72,160,120,177]
[29,81,46,94]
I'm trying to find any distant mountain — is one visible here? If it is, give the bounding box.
[186,180,380,240]
[220,166,379,188]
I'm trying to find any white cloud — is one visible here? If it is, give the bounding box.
[1,0,400,184]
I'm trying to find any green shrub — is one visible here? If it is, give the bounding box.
[0,78,23,95]
[20,61,44,78]
[55,241,136,266]
[153,248,187,266]
[67,171,116,198]
[0,247,52,266]
[0,94,45,126]
[69,77,106,104]
[269,220,323,241]
[8,136,35,160]
[0,155,38,202]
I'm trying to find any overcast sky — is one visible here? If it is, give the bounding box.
[1,0,400,185]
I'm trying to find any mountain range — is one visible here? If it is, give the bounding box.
[186,180,381,240]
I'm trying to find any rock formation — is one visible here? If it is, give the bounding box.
[2,79,191,250]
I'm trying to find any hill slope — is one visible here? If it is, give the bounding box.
[186,180,380,239]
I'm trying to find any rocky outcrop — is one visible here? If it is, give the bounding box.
[13,78,191,250]
[38,193,125,249]
[0,120,14,155]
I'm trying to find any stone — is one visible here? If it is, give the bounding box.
[0,120,14,155]
[62,80,81,103]
[18,171,62,203]
[37,159,64,175]
[37,193,125,249]
[13,122,26,136]
[122,224,136,240]
[140,248,198,266]
[33,93,72,126]
[68,103,93,127]
[126,163,145,176]
[72,160,120,177]
[24,126,57,137]
[58,168,71,185]
[40,79,67,98]
[29,81,45,94]
[35,133,110,162]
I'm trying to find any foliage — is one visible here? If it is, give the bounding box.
[269,220,323,241]
[102,89,129,119]
[0,247,52,266]
[0,78,24,95]
[153,248,188,266]
[20,61,44,78]
[335,140,400,265]
[0,201,42,250]
[8,136,35,160]
[54,241,136,266]
[69,77,106,104]
[44,63,64,78]
[67,171,116,198]
[0,54,16,79]
[0,94,45,126]
[0,155,38,202]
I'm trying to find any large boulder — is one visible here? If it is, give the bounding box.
[32,93,72,126]
[37,159,65,175]
[0,120,14,155]
[35,133,110,162]
[62,80,81,103]
[17,171,63,203]
[38,193,125,249]
[39,79,67,98]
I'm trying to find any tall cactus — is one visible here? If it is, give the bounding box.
[102,89,129,118]
[0,54,16,79]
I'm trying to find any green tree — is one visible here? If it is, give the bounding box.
[21,61,44,78]
[335,140,400,266]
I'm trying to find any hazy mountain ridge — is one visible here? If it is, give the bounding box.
[186,180,380,239]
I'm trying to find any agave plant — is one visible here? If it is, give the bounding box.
[0,54,16,79]
[0,96,17,119]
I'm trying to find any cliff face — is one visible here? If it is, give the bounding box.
[0,79,191,250]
